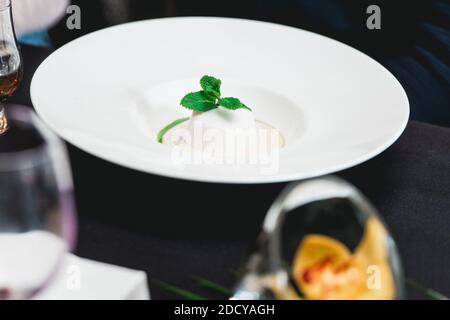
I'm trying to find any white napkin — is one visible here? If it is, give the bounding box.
[35,254,150,300]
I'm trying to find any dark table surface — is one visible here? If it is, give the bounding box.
[13,43,450,300]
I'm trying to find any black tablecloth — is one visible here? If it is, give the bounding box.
[14,44,450,300]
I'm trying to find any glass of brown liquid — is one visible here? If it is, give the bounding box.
[0,0,22,135]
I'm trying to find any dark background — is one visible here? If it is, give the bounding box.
[50,0,449,126]
[11,0,450,299]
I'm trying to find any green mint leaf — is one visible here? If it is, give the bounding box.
[203,90,219,102]
[190,275,233,297]
[219,97,252,111]
[200,75,221,99]
[157,117,190,143]
[181,91,218,112]
[152,279,207,300]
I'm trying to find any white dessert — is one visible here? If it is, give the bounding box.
[188,107,256,132]
[157,76,284,167]
[165,107,284,154]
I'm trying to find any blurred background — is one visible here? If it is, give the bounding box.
[46,0,449,127]
[4,0,449,299]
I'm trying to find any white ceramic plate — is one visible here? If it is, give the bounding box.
[31,17,409,184]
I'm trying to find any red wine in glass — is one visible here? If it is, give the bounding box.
[0,61,22,133]
[0,68,20,98]
[0,0,23,134]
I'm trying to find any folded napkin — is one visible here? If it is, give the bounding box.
[35,254,150,300]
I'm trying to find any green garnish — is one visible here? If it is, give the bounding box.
[151,279,207,300]
[219,97,249,110]
[180,91,217,112]
[200,75,221,99]
[181,75,251,112]
[190,275,233,296]
[157,117,190,143]
[157,75,251,143]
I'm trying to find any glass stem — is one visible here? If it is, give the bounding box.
[0,103,8,134]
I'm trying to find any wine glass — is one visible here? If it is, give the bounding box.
[0,105,77,300]
[233,177,405,300]
[0,0,23,135]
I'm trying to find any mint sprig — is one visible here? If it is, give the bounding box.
[180,75,251,112]
[200,75,221,99]
[180,91,217,112]
[219,97,250,111]
[157,76,252,143]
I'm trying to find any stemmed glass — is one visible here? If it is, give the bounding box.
[233,177,405,300]
[0,0,23,135]
[0,105,77,300]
